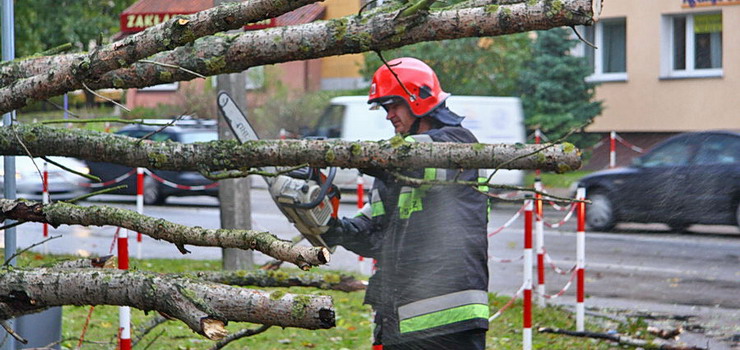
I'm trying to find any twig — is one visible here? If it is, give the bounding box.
[3,235,62,266]
[139,59,206,79]
[570,25,597,49]
[208,325,271,350]
[137,112,189,144]
[0,321,28,344]
[41,156,100,182]
[42,100,82,118]
[65,185,127,203]
[81,82,130,112]
[375,51,417,102]
[141,329,166,350]
[132,315,169,348]
[41,118,176,126]
[0,219,26,231]
[358,0,378,17]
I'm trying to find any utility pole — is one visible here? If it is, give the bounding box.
[215,0,254,270]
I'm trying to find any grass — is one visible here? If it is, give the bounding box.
[4,253,641,349]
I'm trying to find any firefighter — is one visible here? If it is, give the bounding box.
[323,57,490,350]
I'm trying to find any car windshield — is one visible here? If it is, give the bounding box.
[309,104,345,138]
[180,131,217,144]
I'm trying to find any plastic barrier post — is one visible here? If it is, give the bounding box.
[609,131,616,169]
[523,197,533,350]
[42,162,49,254]
[117,229,131,350]
[534,179,545,307]
[356,173,364,209]
[576,187,586,332]
[136,168,144,260]
[534,129,542,176]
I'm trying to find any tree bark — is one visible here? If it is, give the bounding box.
[0,200,331,270]
[0,269,335,339]
[194,270,366,292]
[0,0,599,114]
[0,125,582,173]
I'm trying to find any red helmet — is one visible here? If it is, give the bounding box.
[368,57,450,117]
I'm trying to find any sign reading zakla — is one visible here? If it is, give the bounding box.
[683,0,740,7]
[120,13,276,33]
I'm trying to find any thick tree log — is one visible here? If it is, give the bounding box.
[194,270,366,292]
[0,269,335,339]
[0,200,331,270]
[0,125,581,172]
[52,255,115,269]
[0,0,599,113]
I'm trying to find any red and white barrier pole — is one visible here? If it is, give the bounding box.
[42,162,49,254]
[609,131,616,169]
[523,197,534,350]
[136,168,144,259]
[279,128,287,140]
[534,179,545,307]
[356,173,365,209]
[117,229,131,350]
[576,187,586,331]
[104,122,111,133]
[534,129,542,176]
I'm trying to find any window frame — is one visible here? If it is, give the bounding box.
[578,18,628,83]
[660,11,723,79]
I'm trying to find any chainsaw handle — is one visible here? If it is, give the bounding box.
[288,167,337,209]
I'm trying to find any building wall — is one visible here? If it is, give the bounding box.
[588,0,740,133]
[319,0,365,90]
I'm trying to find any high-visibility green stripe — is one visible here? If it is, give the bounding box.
[399,304,489,333]
[371,201,385,217]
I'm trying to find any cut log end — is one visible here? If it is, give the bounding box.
[318,308,336,329]
[202,318,228,340]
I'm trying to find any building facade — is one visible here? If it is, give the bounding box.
[581,0,740,168]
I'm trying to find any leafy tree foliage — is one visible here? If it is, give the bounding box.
[518,28,602,149]
[360,34,532,97]
[12,0,136,57]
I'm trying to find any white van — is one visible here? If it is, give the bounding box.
[308,95,526,190]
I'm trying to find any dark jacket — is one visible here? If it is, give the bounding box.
[323,125,490,345]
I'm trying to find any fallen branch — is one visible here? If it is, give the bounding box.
[0,269,335,340]
[538,327,706,350]
[209,324,271,350]
[0,199,331,270]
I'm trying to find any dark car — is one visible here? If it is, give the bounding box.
[575,131,740,232]
[86,119,219,204]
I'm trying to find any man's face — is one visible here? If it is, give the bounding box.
[384,101,417,134]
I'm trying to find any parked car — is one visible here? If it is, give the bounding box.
[0,156,90,201]
[85,119,219,204]
[575,131,740,231]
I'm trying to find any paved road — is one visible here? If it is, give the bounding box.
[7,188,739,348]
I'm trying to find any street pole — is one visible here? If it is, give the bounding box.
[215,0,253,270]
[2,0,17,348]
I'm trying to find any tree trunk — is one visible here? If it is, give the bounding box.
[0,269,335,339]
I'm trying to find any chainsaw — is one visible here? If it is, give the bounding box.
[216,91,339,248]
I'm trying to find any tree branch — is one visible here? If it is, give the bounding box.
[194,270,367,292]
[0,269,335,339]
[0,0,597,113]
[0,200,331,270]
[0,125,582,172]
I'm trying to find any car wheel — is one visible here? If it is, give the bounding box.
[143,176,165,205]
[586,191,616,231]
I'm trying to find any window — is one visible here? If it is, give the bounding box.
[694,135,740,165]
[641,140,694,167]
[581,18,627,82]
[662,12,722,78]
